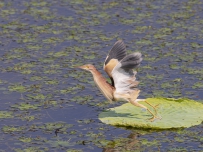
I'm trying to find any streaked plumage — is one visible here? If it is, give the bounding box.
[77,40,160,121]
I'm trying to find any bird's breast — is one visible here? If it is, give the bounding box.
[95,80,114,102]
[92,71,114,102]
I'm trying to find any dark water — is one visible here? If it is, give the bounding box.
[0,0,203,151]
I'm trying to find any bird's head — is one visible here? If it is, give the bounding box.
[77,64,95,72]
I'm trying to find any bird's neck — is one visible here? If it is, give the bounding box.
[90,69,114,101]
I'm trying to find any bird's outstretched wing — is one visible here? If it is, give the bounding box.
[112,52,142,94]
[103,40,126,86]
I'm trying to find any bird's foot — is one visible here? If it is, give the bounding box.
[153,104,160,115]
[148,115,162,122]
[154,104,159,109]
[144,101,159,115]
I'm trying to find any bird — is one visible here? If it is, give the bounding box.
[77,40,160,121]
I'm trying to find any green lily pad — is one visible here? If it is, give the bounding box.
[99,98,203,129]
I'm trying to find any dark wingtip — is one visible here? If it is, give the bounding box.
[120,52,143,69]
[105,40,127,65]
[115,40,124,44]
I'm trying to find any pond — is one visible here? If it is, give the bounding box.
[0,0,203,151]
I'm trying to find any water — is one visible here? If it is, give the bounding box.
[0,0,203,151]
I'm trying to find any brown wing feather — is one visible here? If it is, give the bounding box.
[104,59,119,77]
[104,59,119,87]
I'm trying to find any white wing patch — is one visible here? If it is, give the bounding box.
[112,63,138,94]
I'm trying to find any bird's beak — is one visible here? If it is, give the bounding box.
[74,66,82,69]
[74,65,87,70]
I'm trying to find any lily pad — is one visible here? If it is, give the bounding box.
[99,98,203,129]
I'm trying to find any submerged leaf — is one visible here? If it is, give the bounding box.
[99,98,203,129]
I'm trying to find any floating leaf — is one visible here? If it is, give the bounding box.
[99,98,203,129]
[2,126,26,133]
[19,137,32,143]
[0,111,13,118]
[47,139,74,148]
[8,84,27,93]
[11,103,39,110]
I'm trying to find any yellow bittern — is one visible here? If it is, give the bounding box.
[77,40,160,121]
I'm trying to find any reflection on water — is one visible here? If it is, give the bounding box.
[103,133,140,152]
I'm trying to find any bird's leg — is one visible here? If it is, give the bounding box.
[129,100,159,122]
[145,100,159,115]
[147,109,160,122]
[136,99,159,115]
